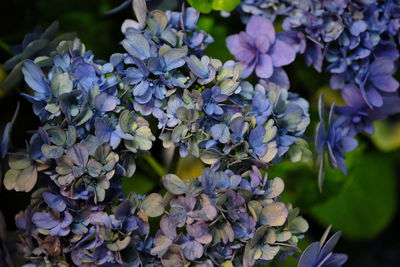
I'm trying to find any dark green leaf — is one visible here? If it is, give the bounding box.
[311,154,397,240]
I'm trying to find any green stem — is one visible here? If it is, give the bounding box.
[142,155,167,177]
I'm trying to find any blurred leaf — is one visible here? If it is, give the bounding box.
[142,155,166,177]
[310,154,397,240]
[176,155,204,180]
[212,0,240,11]
[1,62,23,91]
[316,87,345,106]
[198,17,214,32]
[188,0,240,13]
[187,0,213,13]
[122,173,155,195]
[370,120,400,152]
[198,17,232,62]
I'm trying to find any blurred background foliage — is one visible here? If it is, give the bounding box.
[0,0,399,266]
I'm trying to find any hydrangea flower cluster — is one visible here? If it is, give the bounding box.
[2,0,313,266]
[298,226,348,267]
[233,0,400,182]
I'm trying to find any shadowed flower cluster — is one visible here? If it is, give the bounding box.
[2,0,312,266]
[151,166,308,266]
[235,0,400,180]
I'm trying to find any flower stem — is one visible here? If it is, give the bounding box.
[142,155,167,178]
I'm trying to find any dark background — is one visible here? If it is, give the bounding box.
[0,0,399,266]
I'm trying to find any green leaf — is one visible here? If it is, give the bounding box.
[187,0,213,13]
[1,61,23,90]
[22,39,48,58]
[310,154,397,240]
[370,120,400,152]
[212,0,240,11]
[188,0,240,13]
[122,173,155,195]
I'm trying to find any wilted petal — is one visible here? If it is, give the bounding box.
[183,240,203,261]
[66,144,89,167]
[260,202,288,226]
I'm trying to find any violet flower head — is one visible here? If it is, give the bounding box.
[316,96,358,189]
[358,57,399,108]
[336,84,376,136]
[226,15,296,80]
[32,211,73,236]
[298,230,348,267]
[182,221,212,261]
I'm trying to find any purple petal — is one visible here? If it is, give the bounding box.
[341,136,358,152]
[183,240,203,261]
[366,86,383,107]
[371,75,399,92]
[255,54,273,78]
[255,35,270,54]
[226,34,251,62]
[22,60,50,96]
[319,232,342,259]
[42,192,66,212]
[298,242,320,267]
[269,67,290,89]
[246,16,275,43]
[95,93,120,112]
[32,212,59,229]
[269,40,296,67]
[242,60,257,78]
[369,57,395,76]
[350,20,367,36]
[341,84,364,107]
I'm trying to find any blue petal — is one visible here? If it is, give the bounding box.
[121,30,151,60]
[22,60,50,98]
[42,192,66,212]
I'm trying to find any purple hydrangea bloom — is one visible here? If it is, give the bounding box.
[201,86,228,116]
[226,15,295,80]
[316,97,358,188]
[181,222,212,261]
[298,231,348,267]
[357,57,399,108]
[32,211,73,236]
